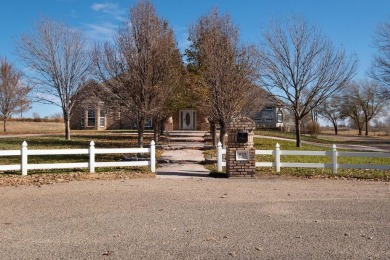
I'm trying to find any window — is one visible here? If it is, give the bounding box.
[264,107,273,111]
[87,109,95,127]
[144,119,152,128]
[277,110,283,123]
[100,110,105,127]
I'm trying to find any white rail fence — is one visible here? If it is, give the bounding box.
[0,141,156,176]
[217,142,390,173]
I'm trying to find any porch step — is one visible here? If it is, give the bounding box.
[163,131,210,150]
[164,142,207,150]
[165,131,208,137]
[166,137,205,142]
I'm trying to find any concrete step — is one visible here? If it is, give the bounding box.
[165,131,208,137]
[165,136,205,142]
[162,131,211,150]
[164,142,206,150]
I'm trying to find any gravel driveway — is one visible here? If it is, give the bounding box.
[0,177,389,259]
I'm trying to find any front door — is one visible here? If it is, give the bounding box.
[180,110,196,130]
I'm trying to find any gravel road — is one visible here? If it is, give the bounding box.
[0,177,389,259]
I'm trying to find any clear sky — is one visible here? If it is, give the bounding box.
[1,0,390,118]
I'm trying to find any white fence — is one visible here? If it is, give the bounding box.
[217,142,390,173]
[0,141,156,176]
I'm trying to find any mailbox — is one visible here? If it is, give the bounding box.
[227,116,256,177]
[236,132,248,143]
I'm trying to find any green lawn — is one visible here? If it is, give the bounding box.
[206,137,390,181]
[255,138,390,180]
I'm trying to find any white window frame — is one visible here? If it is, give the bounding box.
[100,110,106,128]
[87,108,96,127]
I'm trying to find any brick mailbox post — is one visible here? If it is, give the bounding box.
[226,116,256,177]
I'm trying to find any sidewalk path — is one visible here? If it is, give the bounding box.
[157,148,210,178]
[157,135,210,178]
[157,163,209,179]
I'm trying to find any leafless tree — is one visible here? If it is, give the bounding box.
[370,20,390,97]
[318,95,346,135]
[259,16,357,147]
[187,9,261,146]
[93,0,182,147]
[17,17,91,140]
[341,80,388,135]
[0,58,32,132]
[17,99,32,118]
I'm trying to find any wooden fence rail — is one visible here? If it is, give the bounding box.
[217,142,390,173]
[0,141,156,175]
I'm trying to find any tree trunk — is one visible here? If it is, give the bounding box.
[219,121,227,148]
[210,121,216,147]
[358,125,362,136]
[365,120,369,136]
[137,117,145,148]
[153,121,159,144]
[332,121,338,135]
[64,113,71,140]
[295,117,301,147]
[159,120,165,136]
[3,118,7,132]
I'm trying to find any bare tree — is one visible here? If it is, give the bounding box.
[318,95,346,135]
[259,16,357,147]
[370,20,390,96]
[93,0,182,147]
[186,9,261,146]
[17,99,32,118]
[0,58,32,132]
[341,80,388,135]
[17,17,91,140]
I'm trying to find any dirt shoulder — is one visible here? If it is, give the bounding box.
[0,171,154,187]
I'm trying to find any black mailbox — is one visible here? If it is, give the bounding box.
[236,132,248,143]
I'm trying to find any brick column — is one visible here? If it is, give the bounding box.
[226,117,256,177]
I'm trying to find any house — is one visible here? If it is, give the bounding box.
[252,106,285,129]
[70,82,285,131]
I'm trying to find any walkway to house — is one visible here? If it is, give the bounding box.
[157,131,211,178]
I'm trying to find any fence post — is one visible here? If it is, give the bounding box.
[150,140,156,173]
[217,141,223,172]
[89,141,95,173]
[332,144,337,174]
[275,143,281,173]
[21,141,28,176]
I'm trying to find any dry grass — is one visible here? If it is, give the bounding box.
[0,120,64,135]
[320,127,390,137]
[0,171,155,187]
[0,121,160,187]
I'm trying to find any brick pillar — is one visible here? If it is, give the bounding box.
[226,117,256,177]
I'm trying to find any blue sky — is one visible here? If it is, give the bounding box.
[1,0,390,117]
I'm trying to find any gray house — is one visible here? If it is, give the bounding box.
[252,106,285,129]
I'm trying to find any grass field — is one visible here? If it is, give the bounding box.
[0,130,158,176]
[206,135,390,181]
[0,120,64,134]
[1,121,389,180]
[252,138,390,180]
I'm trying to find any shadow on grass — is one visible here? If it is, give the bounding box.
[209,170,228,178]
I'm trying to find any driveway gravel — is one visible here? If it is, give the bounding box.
[0,177,389,259]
